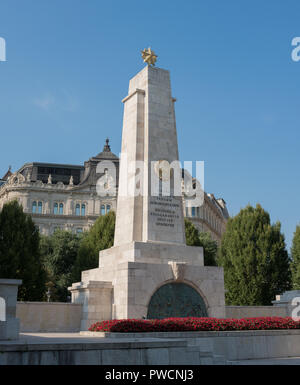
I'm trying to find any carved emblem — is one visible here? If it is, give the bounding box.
[168,261,186,281]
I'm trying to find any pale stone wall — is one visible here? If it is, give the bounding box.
[1,330,300,365]
[225,306,288,318]
[15,302,290,334]
[16,302,82,332]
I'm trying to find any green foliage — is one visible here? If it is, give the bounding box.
[185,218,218,266]
[185,218,201,246]
[291,225,300,290]
[218,204,291,306]
[40,230,81,302]
[198,232,218,267]
[72,211,116,282]
[0,200,46,300]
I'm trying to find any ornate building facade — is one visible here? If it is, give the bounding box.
[0,139,229,242]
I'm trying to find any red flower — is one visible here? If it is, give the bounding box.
[87,316,300,333]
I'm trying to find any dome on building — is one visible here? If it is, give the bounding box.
[90,138,119,162]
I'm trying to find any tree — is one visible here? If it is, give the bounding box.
[40,230,81,302]
[0,200,46,300]
[218,204,291,306]
[291,225,300,290]
[185,218,218,266]
[72,211,116,282]
[185,218,201,246]
[198,231,218,266]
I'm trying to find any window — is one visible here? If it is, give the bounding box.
[100,204,111,215]
[53,203,58,215]
[75,203,86,216]
[59,203,64,215]
[38,201,42,214]
[191,207,196,217]
[76,228,83,234]
[75,204,80,216]
[32,201,37,213]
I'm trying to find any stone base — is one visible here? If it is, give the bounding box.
[0,318,20,341]
[0,279,22,340]
[68,281,113,331]
[69,242,225,329]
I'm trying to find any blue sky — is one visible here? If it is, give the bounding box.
[0,0,299,250]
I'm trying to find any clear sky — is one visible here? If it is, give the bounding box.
[0,0,299,250]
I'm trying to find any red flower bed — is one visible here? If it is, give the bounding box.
[88,317,300,333]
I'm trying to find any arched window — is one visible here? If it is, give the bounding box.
[53,203,58,215]
[75,204,80,216]
[100,204,105,216]
[38,201,43,214]
[59,203,64,215]
[106,204,111,213]
[32,201,37,213]
[81,204,86,216]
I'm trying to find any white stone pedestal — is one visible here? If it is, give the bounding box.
[0,279,22,340]
[69,281,113,331]
[69,242,225,329]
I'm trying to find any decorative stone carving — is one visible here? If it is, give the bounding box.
[7,173,25,185]
[168,261,187,281]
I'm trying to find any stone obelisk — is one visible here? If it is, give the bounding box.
[114,65,186,246]
[69,52,225,328]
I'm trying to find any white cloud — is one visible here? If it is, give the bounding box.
[33,90,79,112]
[33,94,55,110]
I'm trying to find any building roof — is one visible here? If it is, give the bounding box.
[90,138,119,161]
[1,166,12,181]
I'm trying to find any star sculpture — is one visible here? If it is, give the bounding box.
[141,47,158,66]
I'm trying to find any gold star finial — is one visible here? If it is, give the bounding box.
[141,47,158,66]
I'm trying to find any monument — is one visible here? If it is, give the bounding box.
[69,50,225,330]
